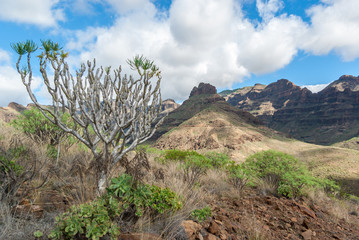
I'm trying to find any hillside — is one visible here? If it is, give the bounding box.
[222,75,359,145]
[151,83,261,140]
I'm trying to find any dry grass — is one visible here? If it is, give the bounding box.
[306,188,359,224]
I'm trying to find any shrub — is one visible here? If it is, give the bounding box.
[241,150,339,198]
[204,152,232,169]
[226,162,248,195]
[49,173,182,239]
[190,206,212,223]
[162,149,201,163]
[107,173,182,217]
[48,194,121,240]
[181,155,213,187]
[11,108,65,145]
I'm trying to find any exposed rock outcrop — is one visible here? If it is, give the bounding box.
[160,99,180,114]
[223,75,359,145]
[189,82,217,97]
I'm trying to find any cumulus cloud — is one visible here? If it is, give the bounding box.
[0,65,46,106]
[256,0,284,21]
[303,0,359,61]
[0,48,50,106]
[33,0,359,101]
[0,0,64,27]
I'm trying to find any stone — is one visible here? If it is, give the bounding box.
[181,220,202,240]
[208,221,220,235]
[203,233,218,240]
[301,230,312,240]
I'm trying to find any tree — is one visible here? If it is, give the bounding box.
[11,40,165,193]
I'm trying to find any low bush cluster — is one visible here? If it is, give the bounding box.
[227,150,339,198]
[49,173,182,240]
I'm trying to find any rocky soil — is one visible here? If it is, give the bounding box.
[182,188,359,240]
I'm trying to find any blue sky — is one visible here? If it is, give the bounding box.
[0,0,359,106]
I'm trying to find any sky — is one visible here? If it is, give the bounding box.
[1,0,359,106]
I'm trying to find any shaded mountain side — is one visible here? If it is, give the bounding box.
[222,75,359,145]
[151,83,261,140]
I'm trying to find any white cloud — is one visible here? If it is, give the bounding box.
[302,83,329,93]
[0,0,64,27]
[0,49,11,64]
[170,0,233,48]
[303,0,359,61]
[256,0,284,21]
[52,0,359,101]
[237,14,308,74]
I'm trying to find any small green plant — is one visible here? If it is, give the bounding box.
[190,206,212,223]
[226,162,248,194]
[0,146,28,176]
[33,230,43,238]
[0,155,24,176]
[48,194,121,240]
[181,155,213,187]
[241,150,339,198]
[107,173,182,216]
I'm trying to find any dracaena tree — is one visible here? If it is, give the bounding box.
[11,40,165,193]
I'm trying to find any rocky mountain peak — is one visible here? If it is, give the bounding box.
[189,82,217,97]
[324,75,359,92]
[8,102,26,112]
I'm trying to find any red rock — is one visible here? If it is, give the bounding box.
[301,230,312,240]
[208,221,220,235]
[203,233,218,240]
[181,220,202,240]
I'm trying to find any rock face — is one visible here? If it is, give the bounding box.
[189,82,217,97]
[222,75,359,145]
[160,99,180,114]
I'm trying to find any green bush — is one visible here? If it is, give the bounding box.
[0,146,28,176]
[190,206,212,223]
[12,108,63,144]
[48,194,121,240]
[241,150,339,198]
[107,173,182,216]
[181,154,213,187]
[162,149,201,162]
[226,162,248,194]
[204,152,232,169]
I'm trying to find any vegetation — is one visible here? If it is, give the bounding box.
[190,206,212,223]
[49,173,182,239]
[236,150,339,198]
[11,40,164,192]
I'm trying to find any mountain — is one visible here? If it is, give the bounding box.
[155,84,359,188]
[0,102,27,122]
[222,75,359,145]
[151,82,261,141]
